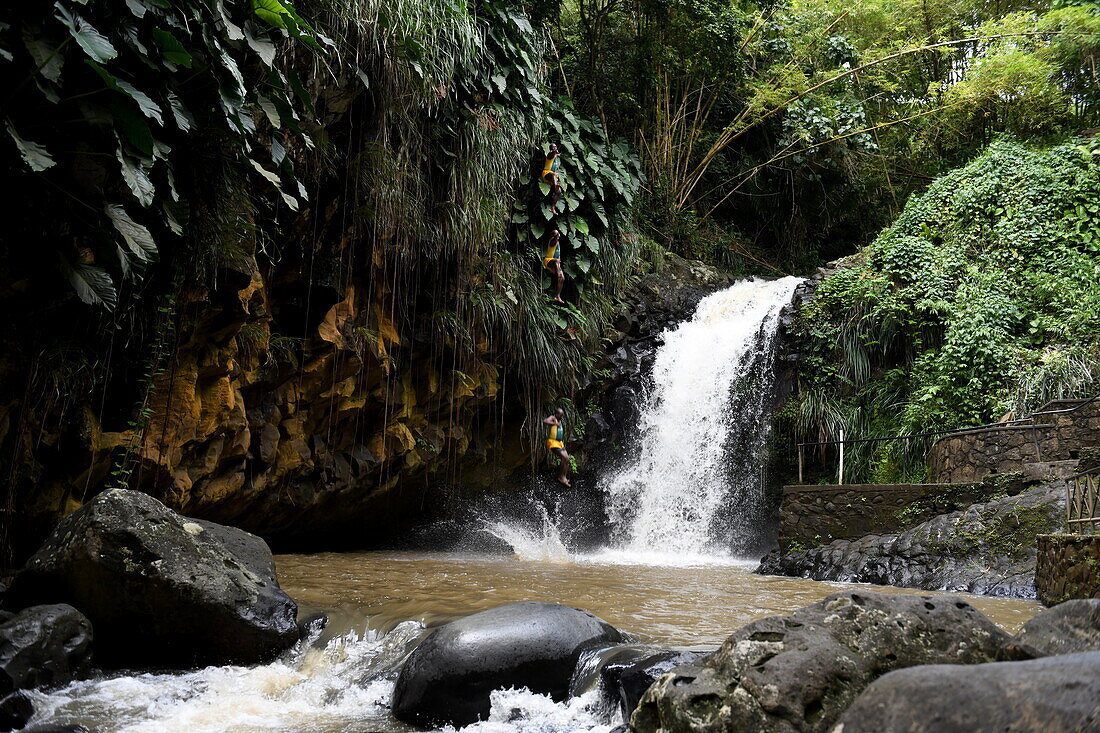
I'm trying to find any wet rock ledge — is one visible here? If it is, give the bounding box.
[759,479,1064,599]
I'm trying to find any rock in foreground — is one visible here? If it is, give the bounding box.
[833,652,1100,732]
[392,602,623,727]
[1014,599,1100,657]
[633,590,1011,733]
[12,489,297,667]
[0,604,91,693]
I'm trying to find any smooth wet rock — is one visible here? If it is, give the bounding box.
[0,605,91,693]
[593,646,706,719]
[1014,599,1100,657]
[392,601,623,727]
[633,590,1012,733]
[11,489,297,668]
[832,652,1100,732]
[0,691,33,732]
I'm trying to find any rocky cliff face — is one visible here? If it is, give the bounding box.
[3,245,728,561]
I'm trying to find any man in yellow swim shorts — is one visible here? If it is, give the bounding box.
[541,143,562,214]
[543,408,571,487]
[542,229,565,303]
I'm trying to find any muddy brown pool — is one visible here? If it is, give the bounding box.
[275,550,1042,645]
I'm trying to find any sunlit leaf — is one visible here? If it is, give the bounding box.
[53,3,117,62]
[5,121,55,171]
[116,147,155,206]
[59,256,117,309]
[106,203,157,262]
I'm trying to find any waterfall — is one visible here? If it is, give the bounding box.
[601,277,803,559]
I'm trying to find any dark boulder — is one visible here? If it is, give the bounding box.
[392,602,623,727]
[633,590,1012,732]
[1014,599,1100,657]
[0,605,91,693]
[833,652,1100,732]
[0,691,33,732]
[595,646,705,719]
[11,489,297,668]
[22,726,91,733]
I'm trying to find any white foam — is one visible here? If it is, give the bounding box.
[482,504,571,562]
[25,623,424,733]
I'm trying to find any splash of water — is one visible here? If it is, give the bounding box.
[25,619,618,733]
[601,277,803,558]
[483,504,571,562]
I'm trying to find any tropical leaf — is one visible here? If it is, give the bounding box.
[166,91,194,131]
[53,3,117,63]
[88,61,163,124]
[106,204,157,263]
[152,29,192,68]
[59,257,118,309]
[243,22,276,66]
[23,28,64,83]
[6,121,55,171]
[116,148,155,206]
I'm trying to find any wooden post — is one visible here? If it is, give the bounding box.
[838,429,845,485]
[797,445,804,484]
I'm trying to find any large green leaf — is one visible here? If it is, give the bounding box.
[5,121,55,171]
[53,3,117,63]
[252,0,290,29]
[106,203,157,262]
[152,29,192,68]
[59,257,117,309]
[243,22,276,66]
[23,29,65,83]
[116,148,155,206]
[88,61,163,124]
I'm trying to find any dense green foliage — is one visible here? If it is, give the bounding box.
[788,138,1100,482]
[555,0,1100,269]
[1,0,319,307]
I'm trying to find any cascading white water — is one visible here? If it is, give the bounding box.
[601,276,803,558]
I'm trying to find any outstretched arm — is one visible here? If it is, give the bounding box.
[543,415,558,426]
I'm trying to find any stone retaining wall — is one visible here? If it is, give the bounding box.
[1035,533,1100,606]
[779,482,982,550]
[928,399,1100,483]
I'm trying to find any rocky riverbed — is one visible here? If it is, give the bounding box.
[3,489,1096,732]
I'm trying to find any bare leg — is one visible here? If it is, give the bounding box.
[557,449,571,487]
[547,173,561,214]
[553,261,565,303]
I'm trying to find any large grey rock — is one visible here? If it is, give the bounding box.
[633,590,1012,733]
[392,602,623,727]
[0,605,91,693]
[759,482,1063,598]
[11,489,297,668]
[1014,599,1100,657]
[832,652,1100,732]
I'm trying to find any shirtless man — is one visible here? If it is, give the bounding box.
[543,408,570,487]
[541,143,562,214]
[542,229,565,303]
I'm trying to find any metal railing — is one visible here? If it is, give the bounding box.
[1067,466,1100,533]
[794,395,1099,485]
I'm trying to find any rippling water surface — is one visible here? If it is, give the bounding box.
[278,550,1041,645]
[27,550,1041,733]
